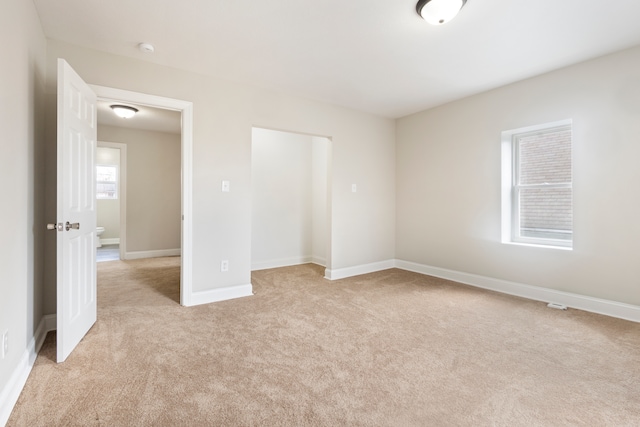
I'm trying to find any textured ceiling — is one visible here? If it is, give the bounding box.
[34,0,640,118]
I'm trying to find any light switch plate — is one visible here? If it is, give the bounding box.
[221,180,230,192]
[1,330,7,359]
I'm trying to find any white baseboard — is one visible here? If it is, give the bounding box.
[40,314,57,337]
[325,259,395,280]
[100,238,120,245]
[311,256,326,267]
[188,283,253,307]
[0,315,56,427]
[395,260,640,323]
[124,248,181,260]
[251,256,327,271]
[252,256,313,271]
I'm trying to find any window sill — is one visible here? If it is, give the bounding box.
[502,241,573,251]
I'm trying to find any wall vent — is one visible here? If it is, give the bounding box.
[547,302,568,310]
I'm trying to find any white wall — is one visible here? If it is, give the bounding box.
[0,0,47,422]
[42,40,396,306]
[96,145,121,240]
[251,129,329,270]
[251,129,312,269]
[98,125,181,253]
[312,137,329,266]
[396,46,640,307]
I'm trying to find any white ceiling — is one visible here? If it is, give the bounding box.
[34,0,640,119]
[97,101,181,134]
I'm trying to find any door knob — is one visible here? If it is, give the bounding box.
[47,223,63,231]
[65,222,80,231]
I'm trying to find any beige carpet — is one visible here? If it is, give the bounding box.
[7,258,640,426]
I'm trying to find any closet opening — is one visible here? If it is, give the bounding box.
[251,127,332,274]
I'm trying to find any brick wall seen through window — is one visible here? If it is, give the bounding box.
[517,128,572,241]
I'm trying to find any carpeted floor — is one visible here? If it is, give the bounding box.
[7,257,640,426]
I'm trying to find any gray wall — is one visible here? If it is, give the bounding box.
[396,45,640,306]
[98,125,181,253]
[0,0,47,410]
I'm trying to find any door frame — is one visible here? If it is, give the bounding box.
[90,85,194,306]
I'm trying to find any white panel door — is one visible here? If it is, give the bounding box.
[56,59,97,363]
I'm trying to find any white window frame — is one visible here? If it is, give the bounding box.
[501,119,573,250]
[96,164,119,200]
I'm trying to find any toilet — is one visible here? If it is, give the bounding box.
[96,226,105,248]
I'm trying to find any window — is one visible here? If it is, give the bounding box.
[502,120,573,249]
[96,165,118,199]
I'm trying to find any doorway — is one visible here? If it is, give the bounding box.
[96,102,181,261]
[91,85,194,306]
[251,127,331,271]
[96,142,125,262]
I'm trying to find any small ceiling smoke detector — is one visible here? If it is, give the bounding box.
[110,105,139,119]
[138,43,155,53]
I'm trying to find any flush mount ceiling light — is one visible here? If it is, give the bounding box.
[110,105,138,119]
[416,0,467,25]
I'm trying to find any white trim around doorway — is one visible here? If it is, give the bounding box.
[90,85,194,307]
